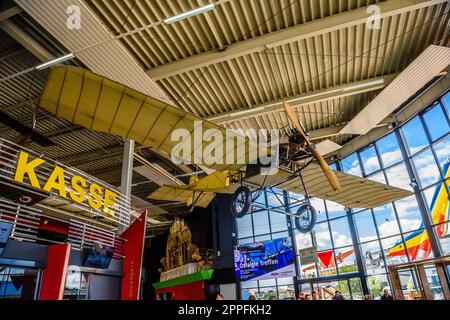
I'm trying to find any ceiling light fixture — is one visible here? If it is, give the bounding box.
[210,79,388,121]
[36,53,75,70]
[0,53,76,83]
[164,4,216,25]
[1,1,229,83]
[342,79,385,92]
[229,106,265,117]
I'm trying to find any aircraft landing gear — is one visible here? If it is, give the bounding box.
[230,186,252,218]
[294,204,317,233]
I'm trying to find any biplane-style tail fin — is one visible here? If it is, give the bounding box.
[147,185,215,208]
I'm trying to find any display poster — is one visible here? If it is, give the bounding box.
[234,237,296,282]
[0,221,13,255]
[299,246,318,265]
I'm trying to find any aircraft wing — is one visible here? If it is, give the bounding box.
[244,163,413,209]
[148,185,215,208]
[39,66,260,171]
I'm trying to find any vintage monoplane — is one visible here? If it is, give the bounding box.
[37,66,413,232]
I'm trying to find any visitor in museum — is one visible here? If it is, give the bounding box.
[380,289,394,300]
[311,290,320,300]
[297,292,306,300]
[332,290,345,300]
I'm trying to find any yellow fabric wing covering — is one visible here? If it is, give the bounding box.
[244,163,413,209]
[148,170,238,206]
[39,66,260,171]
[148,185,215,208]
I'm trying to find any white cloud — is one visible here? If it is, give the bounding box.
[325,201,345,214]
[380,150,402,167]
[295,233,312,248]
[398,218,422,232]
[362,154,380,173]
[377,220,401,238]
[412,151,440,185]
[385,163,412,191]
[331,231,353,247]
[433,137,450,163]
[394,197,420,218]
[360,240,380,251]
[368,172,386,184]
[360,236,378,244]
[315,230,331,248]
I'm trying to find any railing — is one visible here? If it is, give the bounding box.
[0,197,126,259]
[68,220,125,259]
[0,197,41,243]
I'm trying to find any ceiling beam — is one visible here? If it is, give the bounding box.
[209,73,397,125]
[146,0,446,80]
[0,20,54,61]
[0,2,22,22]
[16,0,168,100]
[309,125,346,141]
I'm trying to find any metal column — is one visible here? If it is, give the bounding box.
[119,139,134,234]
[283,191,300,298]
[345,208,370,296]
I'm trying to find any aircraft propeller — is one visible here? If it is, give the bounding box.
[282,101,341,191]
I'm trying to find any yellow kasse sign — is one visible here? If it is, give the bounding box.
[13,151,117,217]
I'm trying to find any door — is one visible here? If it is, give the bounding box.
[397,267,422,300]
[88,274,121,300]
[423,266,445,300]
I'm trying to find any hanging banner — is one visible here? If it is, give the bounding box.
[121,210,147,300]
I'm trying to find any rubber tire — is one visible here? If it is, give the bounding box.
[294,204,317,233]
[230,186,252,218]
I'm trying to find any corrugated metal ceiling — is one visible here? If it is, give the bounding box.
[0,0,449,221]
[86,0,450,141]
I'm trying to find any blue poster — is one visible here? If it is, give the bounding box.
[0,221,13,255]
[234,237,296,282]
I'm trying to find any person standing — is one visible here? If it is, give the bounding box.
[216,293,224,300]
[332,290,345,300]
[297,292,306,300]
[311,290,320,300]
[380,289,394,300]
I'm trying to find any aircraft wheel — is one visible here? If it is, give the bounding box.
[230,186,252,218]
[294,204,317,233]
